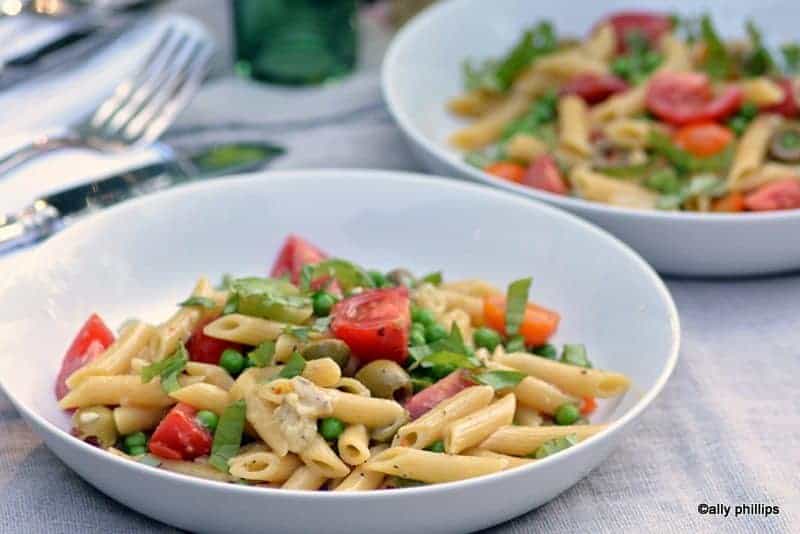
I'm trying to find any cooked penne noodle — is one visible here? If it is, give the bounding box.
[338,424,370,466]
[274,333,301,364]
[488,361,575,414]
[590,85,646,124]
[300,435,351,479]
[444,393,516,454]
[280,465,328,490]
[447,90,502,117]
[571,165,657,209]
[513,405,544,427]
[229,450,302,483]
[203,314,288,346]
[657,33,692,72]
[439,288,485,325]
[505,133,549,163]
[533,49,608,81]
[480,424,608,456]
[440,279,502,298]
[365,447,508,483]
[728,114,782,189]
[741,78,785,107]
[495,351,630,398]
[449,92,532,150]
[602,118,652,149]
[302,357,341,388]
[737,163,800,191]
[396,385,494,449]
[558,94,592,159]
[184,361,235,391]
[160,459,235,482]
[155,278,222,361]
[229,367,277,401]
[169,383,230,415]
[328,390,407,428]
[112,405,165,435]
[462,448,535,469]
[59,375,174,410]
[583,23,615,62]
[66,321,160,389]
[333,377,371,397]
[246,391,290,457]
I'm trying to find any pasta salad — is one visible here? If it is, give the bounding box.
[57,235,630,490]
[449,11,800,212]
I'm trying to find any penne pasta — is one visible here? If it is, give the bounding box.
[449,92,532,150]
[59,375,174,410]
[160,458,235,482]
[185,361,235,391]
[328,389,407,429]
[246,391,290,457]
[338,424,370,466]
[300,434,351,479]
[112,405,165,435]
[728,114,782,189]
[301,357,341,388]
[462,448,535,469]
[229,449,302,483]
[488,361,575,414]
[365,447,508,483]
[571,165,657,209]
[280,465,328,490]
[203,314,288,346]
[169,383,230,415]
[558,94,592,159]
[155,278,222,361]
[480,424,608,456]
[444,393,516,454]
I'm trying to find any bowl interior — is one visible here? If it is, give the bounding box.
[384,0,798,211]
[0,171,677,437]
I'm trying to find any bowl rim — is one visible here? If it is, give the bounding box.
[381,0,800,223]
[0,168,681,501]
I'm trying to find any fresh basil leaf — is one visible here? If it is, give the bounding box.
[247,341,276,368]
[230,277,311,322]
[418,351,480,371]
[277,352,306,379]
[473,370,526,390]
[781,43,800,74]
[501,91,558,141]
[408,323,473,368]
[177,296,217,309]
[301,259,375,293]
[209,400,247,472]
[222,293,238,315]
[505,277,532,337]
[742,20,775,77]
[700,14,731,80]
[529,434,579,459]
[283,325,310,341]
[657,175,727,210]
[419,271,443,286]
[463,59,503,93]
[312,316,332,332]
[505,335,526,353]
[560,344,592,368]
[141,345,188,393]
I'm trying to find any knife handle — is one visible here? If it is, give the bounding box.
[0,201,60,254]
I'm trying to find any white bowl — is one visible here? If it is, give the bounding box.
[382,0,800,277]
[0,170,679,534]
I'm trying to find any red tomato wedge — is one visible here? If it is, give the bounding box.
[603,11,672,53]
[561,73,629,105]
[405,370,475,420]
[186,318,244,365]
[330,287,410,364]
[483,295,560,347]
[55,314,115,400]
[521,155,568,195]
[744,179,800,211]
[270,234,328,284]
[485,161,526,183]
[712,192,746,213]
[646,72,742,126]
[673,122,734,157]
[764,78,799,118]
[149,403,213,460]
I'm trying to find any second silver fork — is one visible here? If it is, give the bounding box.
[0,22,214,177]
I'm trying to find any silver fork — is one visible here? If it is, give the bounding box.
[0,24,214,176]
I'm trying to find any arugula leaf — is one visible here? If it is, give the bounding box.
[530,434,579,459]
[501,91,558,141]
[648,131,733,177]
[230,277,311,322]
[742,20,775,77]
[560,344,592,368]
[409,323,470,363]
[657,175,727,210]
[209,400,247,472]
[177,296,217,309]
[282,317,331,342]
[247,341,276,368]
[505,278,532,337]
[301,259,375,293]
[611,31,663,84]
[141,345,188,393]
[419,271,443,286]
[277,352,307,379]
[700,15,731,80]
[474,370,526,390]
[463,22,557,92]
[781,43,800,74]
[644,168,682,195]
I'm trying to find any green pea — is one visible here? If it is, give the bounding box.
[195,410,219,433]
[411,307,436,327]
[368,270,388,287]
[505,335,526,353]
[473,327,501,351]
[128,445,147,457]
[611,57,631,77]
[554,403,581,425]
[123,432,147,450]
[643,51,662,70]
[425,440,445,453]
[728,116,748,136]
[219,348,245,376]
[409,330,427,347]
[319,417,345,440]
[424,323,448,343]
[532,343,558,359]
[312,291,336,317]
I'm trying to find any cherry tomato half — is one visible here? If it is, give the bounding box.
[55,314,115,400]
[603,11,672,53]
[521,155,569,195]
[331,287,410,364]
[764,78,799,118]
[673,122,734,157]
[744,179,800,211]
[483,294,560,347]
[149,403,213,461]
[561,73,629,105]
[485,162,526,183]
[270,234,328,284]
[646,72,742,126]
[186,318,244,365]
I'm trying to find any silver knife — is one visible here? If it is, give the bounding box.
[0,140,284,254]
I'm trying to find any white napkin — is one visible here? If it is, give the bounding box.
[0,13,212,215]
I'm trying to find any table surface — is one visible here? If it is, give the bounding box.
[1,5,799,534]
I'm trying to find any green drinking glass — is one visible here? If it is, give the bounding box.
[232,0,358,86]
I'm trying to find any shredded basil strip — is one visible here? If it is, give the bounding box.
[282,317,329,342]
[140,345,187,393]
[419,351,480,370]
[177,296,217,309]
[209,400,247,472]
[474,370,526,390]
[277,352,306,379]
[419,271,443,286]
[530,434,579,459]
[742,20,775,77]
[700,14,731,80]
[560,344,593,369]
[505,278,532,337]
[301,259,375,293]
[222,293,239,315]
[247,341,276,368]
[409,324,470,364]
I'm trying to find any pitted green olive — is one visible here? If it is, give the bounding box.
[386,268,416,288]
[355,360,413,403]
[301,339,351,368]
[72,406,118,448]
